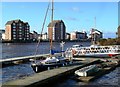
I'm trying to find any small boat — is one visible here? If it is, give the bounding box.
[74,59,120,82]
[66,44,120,58]
[75,65,99,77]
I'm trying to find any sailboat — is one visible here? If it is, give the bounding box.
[31,0,67,73]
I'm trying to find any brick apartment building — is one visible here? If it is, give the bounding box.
[5,19,30,42]
[48,20,66,41]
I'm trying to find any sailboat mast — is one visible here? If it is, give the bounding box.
[51,0,54,22]
[50,0,54,55]
[93,17,96,45]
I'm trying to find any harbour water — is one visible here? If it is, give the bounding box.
[1,42,120,86]
[1,42,90,59]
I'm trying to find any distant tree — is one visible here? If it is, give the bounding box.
[116,38,120,45]
[99,39,107,45]
[99,38,118,45]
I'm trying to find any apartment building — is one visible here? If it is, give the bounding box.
[48,20,66,41]
[5,19,30,42]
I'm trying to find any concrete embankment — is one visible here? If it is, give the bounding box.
[2,59,100,87]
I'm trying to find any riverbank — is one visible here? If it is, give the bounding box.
[99,38,120,45]
[1,39,91,43]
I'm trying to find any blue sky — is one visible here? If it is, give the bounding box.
[1,2,118,38]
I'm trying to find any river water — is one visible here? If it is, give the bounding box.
[1,42,90,59]
[1,42,120,86]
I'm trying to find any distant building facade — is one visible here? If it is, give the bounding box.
[70,31,87,40]
[30,31,39,41]
[48,20,66,41]
[5,19,30,42]
[0,30,5,40]
[118,26,120,38]
[66,33,70,40]
[41,32,48,40]
[89,28,103,42]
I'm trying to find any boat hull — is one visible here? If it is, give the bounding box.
[75,65,99,77]
[73,53,118,58]
[31,62,65,73]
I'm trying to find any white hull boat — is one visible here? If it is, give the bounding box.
[75,65,99,77]
[66,45,120,58]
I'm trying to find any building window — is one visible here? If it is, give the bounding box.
[13,32,16,34]
[13,23,15,25]
[19,38,22,40]
[13,25,16,28]
[13,29,16,31]
[19,32,22,34]
[27,24,29,26]
[13,35,16,37]
[26,29,29,31]
[27,27,29,29]
[19,26,22,29]
[19,29,22,31]
[13,38,16,39]
[19,35,22,37]
[19,23,22,26]
[27,35,29,37]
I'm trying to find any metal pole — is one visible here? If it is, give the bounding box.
[50,0,54,57]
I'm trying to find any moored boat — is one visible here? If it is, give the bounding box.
[75,65,99,77]
[31,57,66,73]
[74,58,120,82]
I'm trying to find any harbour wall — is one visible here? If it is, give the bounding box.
[2,59,100,87]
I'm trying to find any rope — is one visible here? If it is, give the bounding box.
[34,1,51,63]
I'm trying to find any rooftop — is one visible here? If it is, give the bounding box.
[48,20,63,27]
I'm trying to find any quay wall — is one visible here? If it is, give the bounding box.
[2,59,100,87]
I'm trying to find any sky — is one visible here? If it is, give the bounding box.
[1,1,119,38]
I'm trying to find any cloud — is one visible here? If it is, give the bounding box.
[71,7,80,12]
[70,6,84,13]
[65,17,79,21]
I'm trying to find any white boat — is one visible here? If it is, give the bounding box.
[31,57,65,73]
[40,57,59,64]
[65,45,120,58]
[75,65,99,77]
